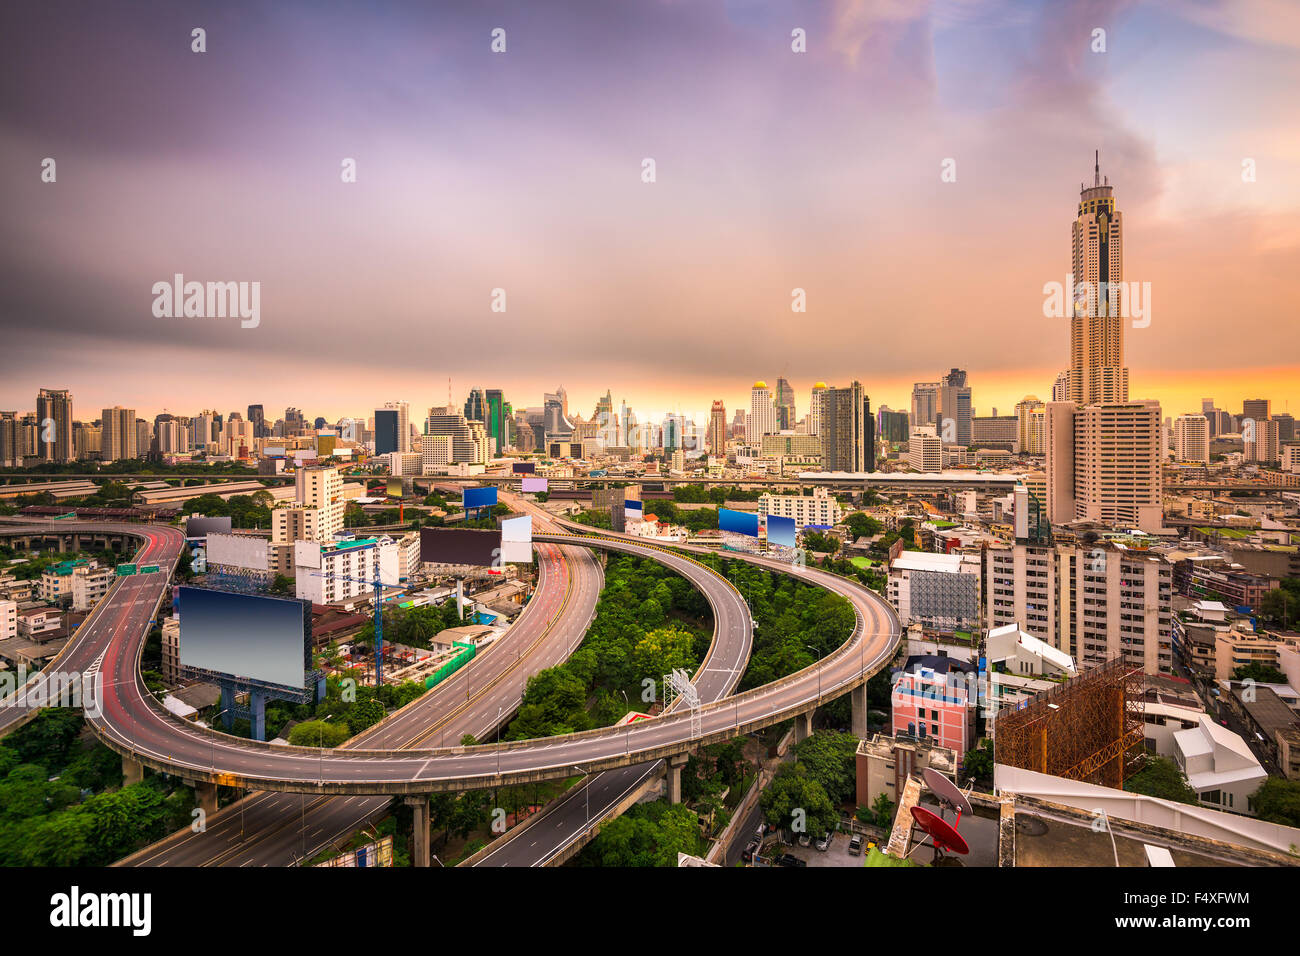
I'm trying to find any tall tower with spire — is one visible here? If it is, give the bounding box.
[1068,150,1128,406]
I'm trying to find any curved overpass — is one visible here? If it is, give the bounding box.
[4,517,901,862]
[86,540,896,798]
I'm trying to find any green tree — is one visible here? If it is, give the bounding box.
[793,730,859,805]
[288,720,351,748]
[760,763,838,838]
[962,739,994,783]
[1124,755,1199,805]
[1251,777,1300,827]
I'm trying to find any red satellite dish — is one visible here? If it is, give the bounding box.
[910,806,969,856]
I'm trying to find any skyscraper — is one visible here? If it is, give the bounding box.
[820,381,874,472]
[1242,399,1271,425]
[247,404,266,439]
[374,408,400,456]
[36,388,74,463]
[708,401,727,457]
[1068,152,1129,406]
[938,368,972,446]
[910,382,940,427]
[747,381,777,441]
[775,377,796,431]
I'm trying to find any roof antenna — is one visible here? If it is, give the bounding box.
[1094,150,1100,188]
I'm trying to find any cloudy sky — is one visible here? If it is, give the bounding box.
[1,0,1297,426]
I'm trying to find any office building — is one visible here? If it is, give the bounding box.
[1068,153,1129,406]
[908,429,944,472]
[971,414,1017,450]
[876,406,910,444]
[1241,399,1270,425]
[911,382,940,427]
[426,407,488,465]
[938,369,972,446]
[774,377,796,431]
[374,407,401,456]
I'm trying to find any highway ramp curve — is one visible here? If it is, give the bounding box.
[3,518,901,816]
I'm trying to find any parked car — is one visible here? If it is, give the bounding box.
[797,832,812,847]
[755,823,766,841]
[776,853,807,867]
[742,839,760,863]
[847,834,863,855]
[815,832,831,852]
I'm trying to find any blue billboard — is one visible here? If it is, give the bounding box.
[463,486,498,510]
[719,508,759,537]
[767,515,797,548]
[624,499,643,516]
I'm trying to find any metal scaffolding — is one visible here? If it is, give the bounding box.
[993,656,1144,789]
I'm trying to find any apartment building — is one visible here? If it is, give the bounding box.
[1173,414,1211,464]
[293,535,398,605]
[757,488,843,529]
[985,540,1173,674]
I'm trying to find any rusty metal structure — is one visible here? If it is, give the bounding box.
[993,656,1144,788]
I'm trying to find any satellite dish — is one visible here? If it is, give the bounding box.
[910,806,969,856]
[923,767,972,818]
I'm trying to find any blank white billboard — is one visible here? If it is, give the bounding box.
[206,532,269,571]
[294,541,321,569]
[500,515,533,564]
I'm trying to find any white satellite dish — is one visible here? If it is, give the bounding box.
[923,767,973,819]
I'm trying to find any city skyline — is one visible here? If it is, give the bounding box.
[3,1,1299,420]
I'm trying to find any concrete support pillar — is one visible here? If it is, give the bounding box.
[406,795,431,868]
[220,685,235,730]
[122,756,144,786]
[851,684,868,739]
[249,690,267,742]
[793,711,813,744]
[195,780,219,818]
[666,753,690,804]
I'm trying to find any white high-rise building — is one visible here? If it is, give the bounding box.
[1173,414,1210,464]
[808,383,827,437]
[1050,400,1162,531]
[908,429,944,472]
[747,381,777,441]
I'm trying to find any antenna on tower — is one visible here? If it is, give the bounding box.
[1094,150,1100,187]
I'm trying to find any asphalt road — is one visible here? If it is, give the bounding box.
[0,521,184,735]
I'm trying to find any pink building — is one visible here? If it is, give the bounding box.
[890,656,977,756]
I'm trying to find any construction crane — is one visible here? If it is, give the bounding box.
[310,567,395,687]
